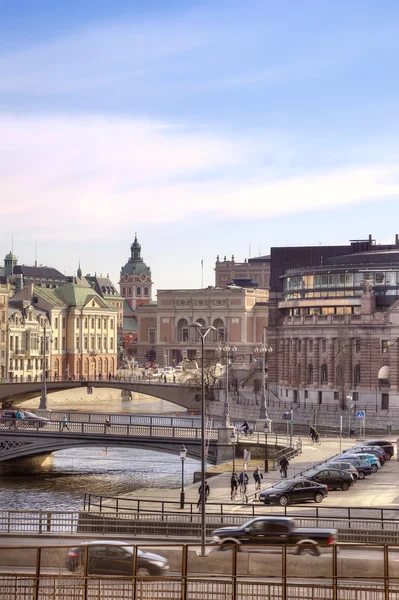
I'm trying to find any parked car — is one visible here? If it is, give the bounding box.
[0,410,49,428]
[258,479,328,506]
[211,517,337,556]
[364,439,394,460]
[66,541,169,576]
[304,468,354,491]
[329,457,373,479]
[322,461,359,481]
[340,453,380,472]
[351,446,387,465]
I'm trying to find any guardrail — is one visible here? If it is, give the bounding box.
[0,541,398,600]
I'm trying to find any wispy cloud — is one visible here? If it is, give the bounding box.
[1,114,399,243]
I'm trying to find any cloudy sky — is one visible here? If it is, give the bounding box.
[1,1,399,292]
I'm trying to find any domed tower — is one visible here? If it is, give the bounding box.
[4,251,17,276]
[119,234,152,310]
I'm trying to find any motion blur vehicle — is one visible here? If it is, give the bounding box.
[0,410,49,428]
[322,461,359,481]
[211,517,337,556]
[364,440,394,459]
[329,457,373,479]
[66,541,169,576]
[303,468,354,491]
[258,479,328,506]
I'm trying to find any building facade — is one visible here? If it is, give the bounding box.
[0,284,10,379]
[7,300,50,382]
[215,254,271,289]
[136,286,269,366]
[119,235,153,357]
[267,235,399,409]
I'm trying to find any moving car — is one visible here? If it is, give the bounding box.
[211,517,337,556]
[364,439,394,459]
[258,479,328,506]
[329,457,373,479]
[303,468,354,491]
[0,410,49,428]
[66,541,169,576]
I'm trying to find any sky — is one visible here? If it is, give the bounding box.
[1,1,399,292]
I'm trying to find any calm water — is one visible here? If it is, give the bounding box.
[0,394,200,512]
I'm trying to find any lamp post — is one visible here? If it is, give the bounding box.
[179,444,187,509]
[263,421,270,473]
[218,341,236,427]
[347,393,353,438]
[230,430,237,474]
[189,322,216,557]
[254,336,272,419]
[39,324,53,410]
[375,387,378,412]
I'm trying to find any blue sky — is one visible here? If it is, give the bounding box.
[1,1,399,291]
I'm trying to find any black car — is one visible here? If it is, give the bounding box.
[0,409,49,428]
[304,468,354,491]
[364,439,394,460]
[211,517,337,556]
[258,479,328,506]
[66,541,169,576]
[330,457,373,479]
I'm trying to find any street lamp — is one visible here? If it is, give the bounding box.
[179,445,187,509]
[230,429,237,474]
[263,421,270,473]
[39,323,53,410]
[347,393,353,438]
[217,341,236,427]
[189,322,216,557]
[254,337,273,419]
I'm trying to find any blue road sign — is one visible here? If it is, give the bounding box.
[356,411,365,420]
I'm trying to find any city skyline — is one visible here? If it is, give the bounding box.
[1,2,399,290]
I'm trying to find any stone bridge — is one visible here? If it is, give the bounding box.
[0,419,220,465]
[0,379,203,412]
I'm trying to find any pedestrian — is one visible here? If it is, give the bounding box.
[230,472,239,500]
[197,480,210,509]
[253,466,263,490]
[239,471,249,489]
[173,375,176,384]
[279,456,289,479]
[108,372,112,381]
[163,375,167,384]
[16,409,23,420]
[9,410,17,429]
[62,415,70,431]
[105,416,111,429]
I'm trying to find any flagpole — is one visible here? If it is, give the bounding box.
[201,259,204,289]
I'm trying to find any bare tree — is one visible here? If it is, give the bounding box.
[185,360,221,402]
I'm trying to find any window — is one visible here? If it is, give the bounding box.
[104,336,107,349]
[110,338,114,350]
[297,340,302,353]
[62,337,66,350]
[76,335,79,350]
[76,318,80,329]
[304,390,308,399]
[354,365,361,384]
[381,393,389,410]
[62,318,66,329]
[381,340,390,354]
[103,319,107,329]
[308,340,313,353]
[128,287,132,296]
[321,364,328,383]
[98,335,102,350]
[54,338,58,350]
[110,320,114,330]
[98,319,101,329]
[91,318,95,329]
[336,365,344,384]
[355,339,361,353]
[55,318,58,329]
[91,336,95,350]
[144,287,149,296]
[307,364,313,384]
[334,391,339,400]
[322,339,327,353]
[286,389,288,397]
[84,318,88,329]
[9,336,13,351]
[121,287,126,297]
[137,287,141,296]
[149,328,156,344]
[84,337,88,350]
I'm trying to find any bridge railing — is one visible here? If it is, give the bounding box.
[0,375,200,385]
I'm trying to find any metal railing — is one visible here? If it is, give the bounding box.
[0,542,397,600]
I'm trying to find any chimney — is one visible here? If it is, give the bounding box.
[395,234,399,247]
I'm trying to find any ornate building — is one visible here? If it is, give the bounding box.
[267,235,399,409]
[136,286,269,366]
[119,235,153,357]
[0,284,10,379]
[215,254,271,289]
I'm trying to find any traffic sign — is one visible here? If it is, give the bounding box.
[356,411,365,420]
[290,419,294,425]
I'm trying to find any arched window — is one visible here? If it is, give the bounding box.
[307,364,313,384]
[354,364,361,384]
[144,287,149,296]
[195,318,206,340]
[136,287,141,296]
[336,365,344,385]
[177,318,189,342]
[321,364,328,384]
[213,318,225,342]
[104,357,108,374]
[128,287,132,296]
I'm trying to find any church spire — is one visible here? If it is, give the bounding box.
[130,233,141,261]
[77,260,82,279]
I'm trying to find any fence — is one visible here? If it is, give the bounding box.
[0,542,398,600]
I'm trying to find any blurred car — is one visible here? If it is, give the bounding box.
[322,461,359,481]
[0,410,49,428]
[351,446,387,465]
[304,468,354,491]
[258,479,328,506]
[66,541,169,576]
[364,439,394,459]
[340,453,380,472]
[329,457,373,479]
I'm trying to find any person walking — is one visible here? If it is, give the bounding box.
[197,480,210,510]
[253,466,263,491]
[61,415,70,431]
[279,456,289,479]
[230,472,239,500]
[105,416,111,429]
